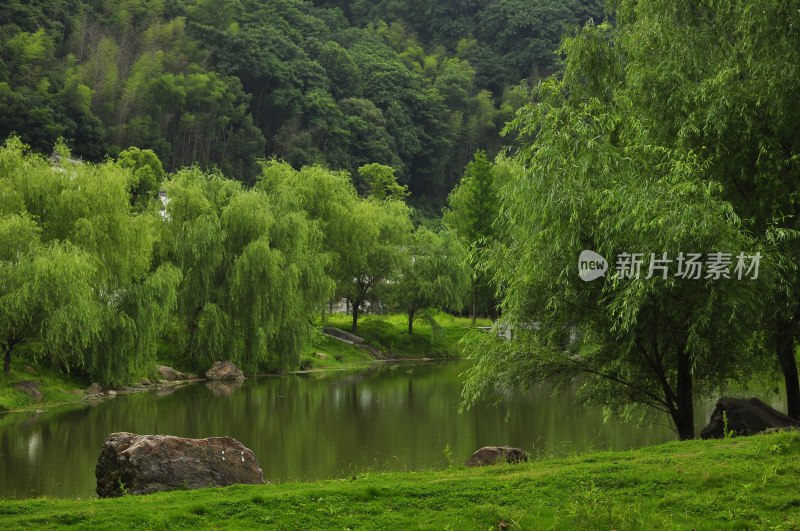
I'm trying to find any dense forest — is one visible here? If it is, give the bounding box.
[3,0,800,446]
[0,0,604,205]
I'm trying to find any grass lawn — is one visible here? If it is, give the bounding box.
[298,332,376,370]
[319,312,492,360]
[2,430,799,529]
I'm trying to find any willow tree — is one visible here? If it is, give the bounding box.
[586,0,800,419]
[462,50,762,439]
[341,198,413,332]
[164,167,332,372]
[257,161,361,312]
[392,228,470,334]
[258,161,413,332]
[0,138,179,384]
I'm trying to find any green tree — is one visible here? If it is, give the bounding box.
[445,151,499,322]
[164,167,333,371]
[117,146,165,207]
[357,163,408,201]
[593,0,800,419]
[463,70,762,440]
[342,199,412,332]
[393,228,470,334]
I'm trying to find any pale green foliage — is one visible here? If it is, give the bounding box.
[258,161,413,332]
[0,137,178,383]
[339,198,413,330]
[165,167,333,371]
[258,161,359,300]
[392,228,471,334]
[357,163,409,201]
[117,147,165,206]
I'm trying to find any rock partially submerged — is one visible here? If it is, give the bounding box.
[206,361,245,381]
[700,397,800,439]
[95,432,264,497]
[465,446,529,467]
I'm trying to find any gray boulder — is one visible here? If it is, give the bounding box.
[157,365,185,381]
[95,432,264,497]
[465,446,529,467]
[700,397,800,439]
[206,361,245,381]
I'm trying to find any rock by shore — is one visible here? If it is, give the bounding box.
[95,432,264,497]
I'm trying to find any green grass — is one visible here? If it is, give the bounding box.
[298,333,376,370]
[320,312,491,360]
[0,356,86,412]
[3,431,800,528]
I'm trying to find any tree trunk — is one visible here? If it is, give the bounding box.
[351,301,360,333]
[408,310,414,335]
[776,322,800,419]
[471,287,477,326]
[3,346,10,375]
[674,350,695,440]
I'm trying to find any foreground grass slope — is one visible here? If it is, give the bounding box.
[2,431,799,529]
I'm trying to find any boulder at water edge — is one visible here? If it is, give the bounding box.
[205,360,245,381]
[157,365,186,381]
[700,397,800,439]
[465,446,529,467]
[95,432,264,497]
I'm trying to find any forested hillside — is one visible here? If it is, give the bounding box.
[0,0,605,202]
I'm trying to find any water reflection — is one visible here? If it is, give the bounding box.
[0,361,785,498]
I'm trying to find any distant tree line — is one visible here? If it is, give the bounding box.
[0,0,605,204]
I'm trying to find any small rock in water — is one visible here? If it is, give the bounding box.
[105,390,117,397]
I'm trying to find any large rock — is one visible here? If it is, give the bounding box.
[205,361,245,381]
[157,365,185,381]
[700,397,800,439]
[95,432,264,497]
[14,381,42,402]
[465,446,529,467]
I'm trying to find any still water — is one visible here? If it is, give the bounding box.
[0,361,784,498]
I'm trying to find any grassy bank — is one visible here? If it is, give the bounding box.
[312,313,491,362]
[2,431,799,528]
[0,358,86,413]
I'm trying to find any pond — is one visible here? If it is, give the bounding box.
[0,361,785,498]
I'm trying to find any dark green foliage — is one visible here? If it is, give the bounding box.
[0,0,603,200]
